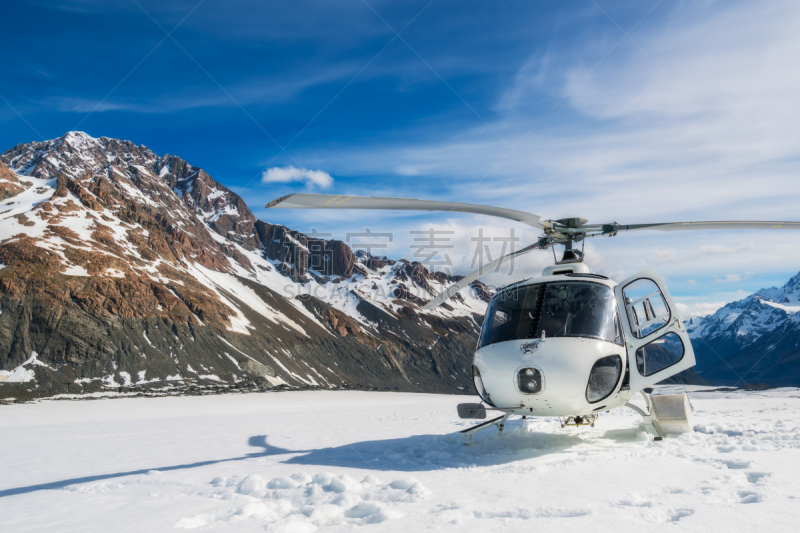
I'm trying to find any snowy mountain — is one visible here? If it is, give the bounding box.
[688,272,800,386]
[0,132,489,399]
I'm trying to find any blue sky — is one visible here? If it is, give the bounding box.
[3,0,800,316]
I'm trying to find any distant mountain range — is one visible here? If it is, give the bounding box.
[0,132,489,399]
[0,132,796,399]
[688,272,800,386]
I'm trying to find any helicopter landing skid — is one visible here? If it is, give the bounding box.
[461,413,512,445]
[559,414,597,428]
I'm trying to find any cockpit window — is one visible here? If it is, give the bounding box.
[479,281,622,349]
[478,284,541,348]
[537,282,621,342]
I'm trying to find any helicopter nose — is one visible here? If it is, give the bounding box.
[474,337,626,415]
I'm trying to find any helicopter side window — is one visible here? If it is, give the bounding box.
[621,278,670,339]
[635,332,684,376]
[479,285,541,348]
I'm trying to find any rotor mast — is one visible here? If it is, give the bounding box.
[543,217,589,264]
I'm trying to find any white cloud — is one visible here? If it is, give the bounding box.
[714,274,743,283]
[675,301,728,318]
[262,166,334,189]
[395,165,421,176]
[646,243,754,266]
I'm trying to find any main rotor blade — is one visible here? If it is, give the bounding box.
[266,193,543,228]
[604,221,800,233]
[423,241,545,310]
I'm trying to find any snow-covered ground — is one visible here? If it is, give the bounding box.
[1,389,799,532]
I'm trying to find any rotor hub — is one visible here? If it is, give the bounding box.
[555,217,588,229]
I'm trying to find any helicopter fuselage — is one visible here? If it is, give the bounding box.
[470,265,694,418]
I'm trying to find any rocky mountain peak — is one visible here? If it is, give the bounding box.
[688,270,800,386]
[755,271,800,304]
[0,132,490,399]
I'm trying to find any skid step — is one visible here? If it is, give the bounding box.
[624,389,694,438]
[461,413,510,445]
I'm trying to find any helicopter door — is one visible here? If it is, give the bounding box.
[614,269,696,391]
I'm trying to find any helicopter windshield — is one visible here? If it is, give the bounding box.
[479,281,623,349]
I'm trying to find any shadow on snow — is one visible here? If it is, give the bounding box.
[0,420,646,498]
[280,421,645,471]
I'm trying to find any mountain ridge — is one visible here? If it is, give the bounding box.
[688,272,800,385]
[4,130,788,397]
[0,131,489,399]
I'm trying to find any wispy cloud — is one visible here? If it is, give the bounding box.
[273,1,800,289]
[262,166,333,189]
[714,274,744,283]
[41,63,358,115]
[675,301,728,318]
[646,243,754,266]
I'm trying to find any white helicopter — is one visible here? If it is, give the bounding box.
[266,193,800,442]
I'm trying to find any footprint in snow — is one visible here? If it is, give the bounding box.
[746,472,770,485]
[738,490,765,504]
[668,509,694,522]
[720,459,751,469]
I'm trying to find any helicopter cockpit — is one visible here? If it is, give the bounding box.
[479,280,624,349]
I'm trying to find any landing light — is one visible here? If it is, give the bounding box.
[517,367,543,394]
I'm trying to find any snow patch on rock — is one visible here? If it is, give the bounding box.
[0,352,51,383]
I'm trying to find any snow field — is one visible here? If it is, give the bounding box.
[0,389,799,532]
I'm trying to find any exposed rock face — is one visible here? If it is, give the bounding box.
[0,162,28,201]
[0,132,489,399]
[255,221,357,281]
